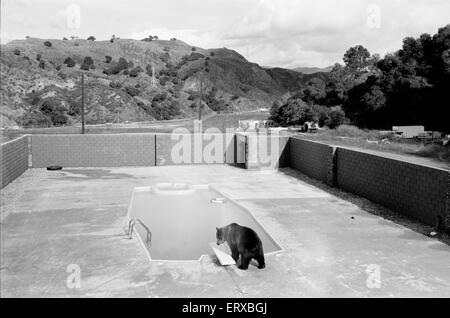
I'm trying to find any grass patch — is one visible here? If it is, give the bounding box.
[301,125,449,167]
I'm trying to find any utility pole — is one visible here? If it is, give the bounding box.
[198,72,203,121]
[81,72,85,134]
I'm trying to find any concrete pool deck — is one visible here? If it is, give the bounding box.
[1,165,449,297]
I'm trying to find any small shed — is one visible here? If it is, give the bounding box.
[392,126,425,138]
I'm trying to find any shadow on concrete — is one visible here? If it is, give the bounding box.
[51,169,149,181]
[428,243,450,252]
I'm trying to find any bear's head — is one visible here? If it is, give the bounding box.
[216,227,226,245]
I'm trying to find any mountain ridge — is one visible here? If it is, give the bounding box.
[0,37,329,128]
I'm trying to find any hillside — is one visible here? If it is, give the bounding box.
[292,66,333,74]
[0,37,323,128]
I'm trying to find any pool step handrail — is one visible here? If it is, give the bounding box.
[128,218,152,245]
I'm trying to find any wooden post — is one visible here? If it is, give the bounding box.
[81,72,85,134]
[198,73,203,121]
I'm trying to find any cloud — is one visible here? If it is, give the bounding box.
[2,0,450,67]
[220,0,450,67]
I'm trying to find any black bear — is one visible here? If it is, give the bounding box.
[216,223,265,270]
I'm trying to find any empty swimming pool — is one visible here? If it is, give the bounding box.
[127,183,282,261]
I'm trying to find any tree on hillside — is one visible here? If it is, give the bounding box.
[87,36,96,41]
[64,57,75,67]
[343,45,371,76]
[337,24,450,131]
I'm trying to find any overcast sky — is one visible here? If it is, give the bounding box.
[1,0,449,68]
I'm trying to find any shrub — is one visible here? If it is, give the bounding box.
[152,92,167,102]
[105,55,112,63]
[74,42,80,46]
[151,100,181,120]
[19,111,52,128]
[159,76,169,86]
[87,36,96,41]
[13,49,20,55]
[36,54,42,61]
[129,66,143,77]
[80,56,94,70]
[51,112,68,126]
[186,52,204,62]
[122,69,129,75]
[109,81,122,89]
[118,57,128,70]
[192,47,196,52]
[326,109,348,129]
[63,57,75,67]
[103,57,128,75]
[210,51,215,57]
[159,52,170,63]
[56,65,61,71]
[44,41,52,47]
[63,37,68,40]
[37,100,69,126]
[170,38,177,41]
[39,60,46,69]
[124,85,141,97]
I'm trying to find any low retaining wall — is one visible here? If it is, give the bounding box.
[289,137,335,186]
[335,148,450,231]
[31,134,156,167]
[1,136,29,188]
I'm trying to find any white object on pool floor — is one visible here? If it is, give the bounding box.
[209,242,236,266]
[211,197,226,204]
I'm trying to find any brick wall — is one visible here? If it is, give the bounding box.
[31,134,156,167]
[289,137,335,186]
[1,136,29,188]
[336,148,450,231]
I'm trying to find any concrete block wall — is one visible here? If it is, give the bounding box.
[289,137,335,186]
[1,136,29,188]
[245,134,290,170]
[31,134,156,167]
[335,148,450,231]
